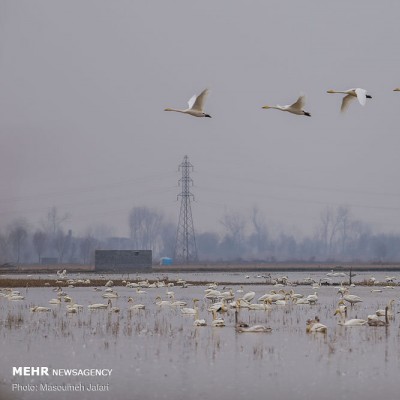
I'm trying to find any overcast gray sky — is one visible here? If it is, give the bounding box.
[1,0,400,238]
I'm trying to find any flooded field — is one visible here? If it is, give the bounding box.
[0,271,399,400]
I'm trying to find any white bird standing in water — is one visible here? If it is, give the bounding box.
[262,95,311,117]
[164,89,211,118]
[327,88,372,112]
[334,308,367,326]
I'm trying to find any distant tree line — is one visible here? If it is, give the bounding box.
[0,205,400,265]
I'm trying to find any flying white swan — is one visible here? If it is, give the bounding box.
[262,95,311,117]
[164,89,211,118]
[327,88,372,112]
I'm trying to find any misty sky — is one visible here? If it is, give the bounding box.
[1,1,400,238]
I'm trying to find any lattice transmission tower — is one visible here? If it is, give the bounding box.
[174,155,198,264]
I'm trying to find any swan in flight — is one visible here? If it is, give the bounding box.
[327,88,372,112]
[262,95,311,117]
[164,89,211,118]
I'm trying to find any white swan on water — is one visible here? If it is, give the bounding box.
[128,297,145,310]
[306,317,327,333]
[30,306,51,312]
[88,302,108,310]
[334,308,367,326]
[181,299,200,315]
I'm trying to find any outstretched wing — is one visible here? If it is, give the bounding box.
[191,88,209,111]
[341,94,356,112]
[290,95,305,110]
[355,88,367,106]
[187,94,197,109]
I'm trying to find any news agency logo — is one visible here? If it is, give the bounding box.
[12,367,113,376]
[13,367,49,376]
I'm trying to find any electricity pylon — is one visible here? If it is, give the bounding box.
[174,155,198,264]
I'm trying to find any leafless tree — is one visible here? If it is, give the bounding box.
[8,219,29,263]
[53,229,72,263]
[0,232,11,263]
[32,230,47,263]
[42,206,70,236]
[317,206,341,258]
[220,211,246,244]
[129,206,164,253]
[249,206,268,254]
[80,233,97,264]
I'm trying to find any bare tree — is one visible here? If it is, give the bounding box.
[219,211,246,258]
[80,233,97,264]
[336,206,352,255]
[159,221,176,258]
[0,232,11,263]
[220,211,246,245]
[249,206,268,254]
[129,206,164,253]
[317,206,341,258]
[53,229,72,263]
[197,232,220,261]
[32,230,47,263]
[8,219,29,263]
[42,206,70,236]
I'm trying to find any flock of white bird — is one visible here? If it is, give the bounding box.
[164,87,400,118]
[2,271,398,335]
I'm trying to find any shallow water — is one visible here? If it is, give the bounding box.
[0,272,399,400]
